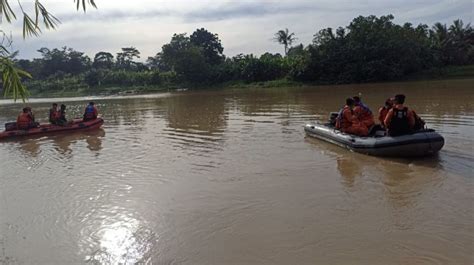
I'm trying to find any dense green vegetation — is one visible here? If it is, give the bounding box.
[13,15,474,96]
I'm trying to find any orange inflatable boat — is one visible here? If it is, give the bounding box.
[0,118,104,140]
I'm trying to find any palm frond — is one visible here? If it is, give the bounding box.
[0,0,16,23]
[75,0,97,12]
[0,45,9,56]
[1,58,31,102]
[36,2,60,29]
[23,13,41,38]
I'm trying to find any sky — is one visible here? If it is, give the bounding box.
[3,0,473,61]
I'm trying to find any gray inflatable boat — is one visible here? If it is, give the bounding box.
[304,123,444,157]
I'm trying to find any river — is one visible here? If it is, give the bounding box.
[0,78,472,264]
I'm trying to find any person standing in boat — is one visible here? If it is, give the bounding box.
[384,94,415,136]
[83,102,98,121]
[378,98,394,128]
[49,103,61,124]
[353,96,375,130]
[17,107,38,130]
[335,98,369,136]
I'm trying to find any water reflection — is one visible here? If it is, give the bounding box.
[84,212,155,264]
[17,138,41,157]
[161,93,229,159]
[164,93,228,134]
[85,129,105,152]
[306,136,444,218]
[336,156,361,188]
[50,129,105,155]
[52,135,74,156]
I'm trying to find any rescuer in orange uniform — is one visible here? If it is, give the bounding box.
[336,98,369,136]
[378,98,394,127]
[353,96,375,130]
[17,107,37,130]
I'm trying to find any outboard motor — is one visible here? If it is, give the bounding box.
[329,112,339,126]
[5,122,17,131]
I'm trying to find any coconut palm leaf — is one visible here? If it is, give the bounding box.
[1,58,32,102]
[0,0,16,23]
[76,0,96,11]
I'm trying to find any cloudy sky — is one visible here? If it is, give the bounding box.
[3,0,472,60]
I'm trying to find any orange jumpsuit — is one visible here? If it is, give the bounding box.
[354,104,375,129]
[336,106,369,136]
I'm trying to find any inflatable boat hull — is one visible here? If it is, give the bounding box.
[0,118,104,140]
[304,123,444,157]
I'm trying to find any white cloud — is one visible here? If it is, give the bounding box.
[5,0,472,60]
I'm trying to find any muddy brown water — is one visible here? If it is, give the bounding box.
[0,78,472,264]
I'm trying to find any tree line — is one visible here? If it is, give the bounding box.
[14,15,473,94]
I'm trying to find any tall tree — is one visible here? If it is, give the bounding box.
[160,33,192,70]
[93,52,114,69]
[116,47,141,70]
[448,19,473,65]
[190,28,224,65]
[36,46,90,77]
[430,20,473,65]
[160,33,212,83]
[274,28,296,55]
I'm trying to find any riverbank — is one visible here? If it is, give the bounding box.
[219,65,474,89]
[24,65,474,98]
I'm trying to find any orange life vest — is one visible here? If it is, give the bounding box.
[17,112,32,129]
[50,109,61,122]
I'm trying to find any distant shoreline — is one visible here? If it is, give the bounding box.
[24,65,474,99]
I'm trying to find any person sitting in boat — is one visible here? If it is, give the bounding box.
[49,103,61,124]
[378,97,394,128]
[56,104,68,126]
[83,102,98,121]
[384,94,415,136]
[353,96,375,130]
[17,107,39,130]
[335,98,369,136]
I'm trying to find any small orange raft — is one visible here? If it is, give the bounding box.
[0,118,104,140]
